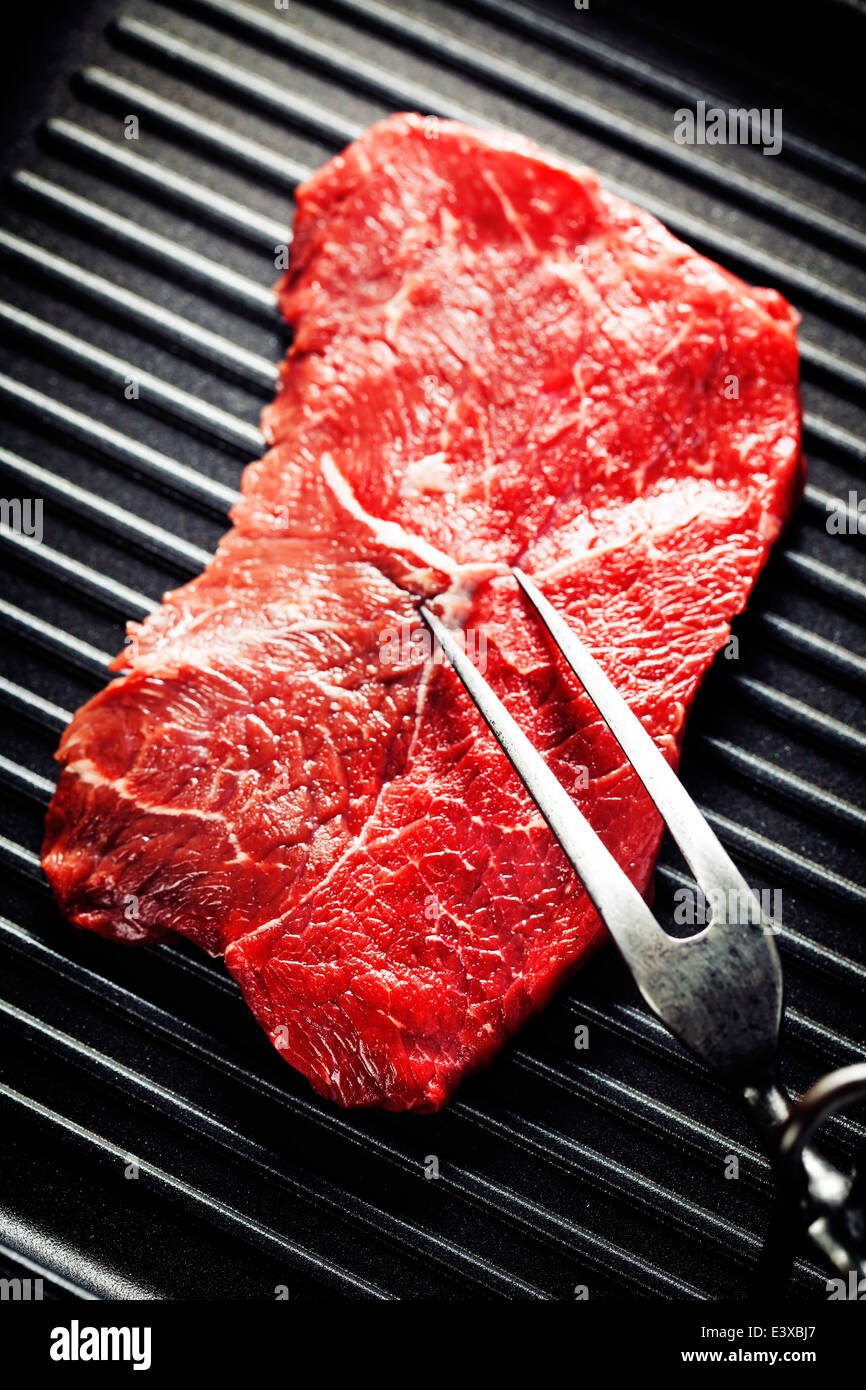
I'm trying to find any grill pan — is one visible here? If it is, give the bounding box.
[0,0,864,1300]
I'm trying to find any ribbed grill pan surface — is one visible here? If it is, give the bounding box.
[0,0,864,1299]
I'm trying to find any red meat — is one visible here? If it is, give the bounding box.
[42,115,803,1111]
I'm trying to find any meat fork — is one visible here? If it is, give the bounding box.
[421,569,866,1283]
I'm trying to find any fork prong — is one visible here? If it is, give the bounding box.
[421,598,783,1079]
[511,566,763,923]
[419,604,667,963]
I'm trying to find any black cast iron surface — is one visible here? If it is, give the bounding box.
[0,0,864,1299]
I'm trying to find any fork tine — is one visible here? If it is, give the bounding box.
[419,604,667,963]
[511,566,762,923]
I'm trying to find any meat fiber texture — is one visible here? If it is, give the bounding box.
[43,115,803,1111]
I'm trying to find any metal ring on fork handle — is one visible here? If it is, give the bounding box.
[777,1063,866,1281]
[778,1063,866,1173]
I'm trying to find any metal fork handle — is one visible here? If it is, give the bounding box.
[742,1065,866,1280]
[421,590,865,1280]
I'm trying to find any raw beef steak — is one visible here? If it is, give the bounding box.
[43,115,803,1111]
